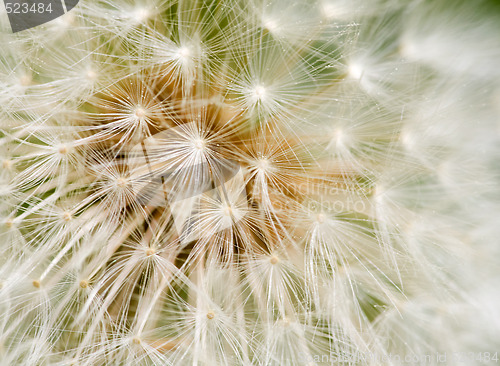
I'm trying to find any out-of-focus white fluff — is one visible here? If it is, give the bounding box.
[0,0,499,365]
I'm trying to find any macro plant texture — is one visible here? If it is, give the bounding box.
[1,0,500,365]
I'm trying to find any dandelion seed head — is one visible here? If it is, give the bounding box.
[400,129,416,150]
[133,106,147,119]
[2,160,12,170]
[86,69,98,81]
[1,0,499,364]
[278,317,291,327]
[177,46,191,59]
[321,3,338,19]
[263,18,280,33]
[191,137,207,151]
[222,204,232,217]
[115,177,129,188]
[57,144,70,155]
[54,12,76,27]
[132,7,151,23]
[321,2,343,19]
[19,74,32,86]
[320,1,355,20]
[62,212,72,221]
[373,184,386,205]
[256,157,271,172]
[332,128,346,145]
[253,85,267,101]
[4,218,14,229]
[399,38,419,60]
[316,213,326,224]
[348,63,364,80]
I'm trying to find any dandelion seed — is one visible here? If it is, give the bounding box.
[58,145,69,155]
[348,63,364,80]
[315,213,326,224]
[256,157,271,172]
[2,160,12,170]
[19,75,32,86]
[177,47,191,60]
[62,212,72,221]
[4,218,14,228]
[253,85,267,101]
[263,18,279,33]
[192,137,206,151]
[86,69,98,81]
[115,177,129,188]
[133,7,151,23]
